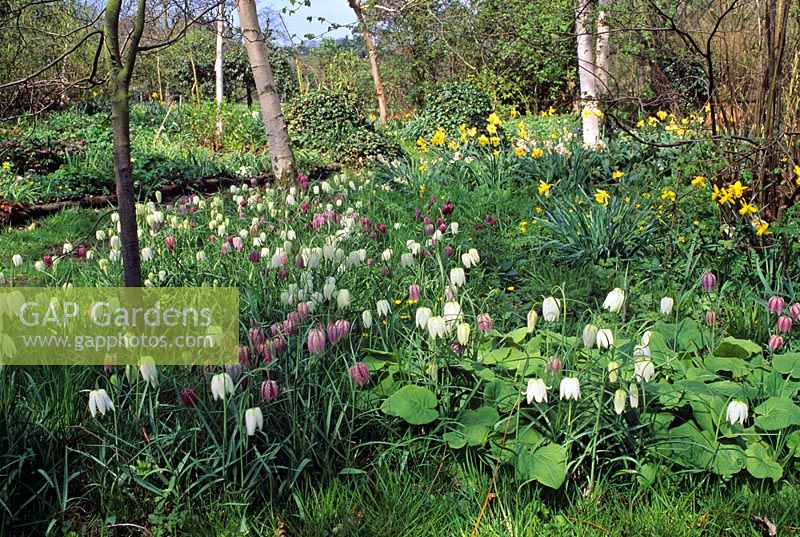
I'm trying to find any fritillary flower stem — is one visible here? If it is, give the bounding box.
[558,284,567,337]
[587,374,605,492]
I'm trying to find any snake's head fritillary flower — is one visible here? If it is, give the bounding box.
[349,362,371,387]
[768,296,785,315]
[701,271,717,292]
[725,400,748,426]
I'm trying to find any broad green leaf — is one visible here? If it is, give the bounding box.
[380,385,438,425]
[685,367,717,382]
[516,442,568,489]
[714,337,762,359]
[483,379,518,412]
[754,397,800,430]
[443,431,467,449]
[663,422,744,476]
[479,347,511,365]
[703,355,749,377]
[772,353,800,378]
[498,349,535,372]
[503,327,530,344]
[654,319,705,352]
[745,442,783,482]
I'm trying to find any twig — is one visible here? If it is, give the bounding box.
[469,399,519,537]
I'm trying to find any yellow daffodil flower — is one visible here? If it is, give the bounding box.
[691,176,707,188]
[738,202,757,217]
[729,180,747,199]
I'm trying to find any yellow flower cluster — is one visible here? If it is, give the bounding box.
[711,180,747,206]
[431,128,446,146]
[458,123,477,143]
[595,189,610,205]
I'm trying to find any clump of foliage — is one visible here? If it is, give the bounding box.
[403,82,492,139]
[287,89,403,164]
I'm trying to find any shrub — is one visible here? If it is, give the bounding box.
[287,89,402,164]
[403,82,493,139]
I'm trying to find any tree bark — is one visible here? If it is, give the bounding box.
[576,0,600,146]
[215,0,224,143]
[105,0,145,287]
[594,0,611,97]
[110,89,143,287]
[237,0,296,184]
[348,0,388,123]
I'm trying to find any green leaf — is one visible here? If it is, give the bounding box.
[772,353,800,378]
[786,430,800,458]
[745,442,783,482]
[443,430,467,449]
[654,319,705,352]
[455,406,500,447]
[479,347,511,365]
[503,327,530,344]
[516,442,568,489]
[714,337,762,359]
[663,422,744,476]
[703,355,750,377]
[483,379,518,412]
[754,397,800,430]
[381,385,439,425]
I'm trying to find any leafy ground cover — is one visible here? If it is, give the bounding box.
[0,103,291,204]
[2,108,800,535]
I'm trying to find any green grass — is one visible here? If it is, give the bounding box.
[0,207,99,278]
[135,465,800,536]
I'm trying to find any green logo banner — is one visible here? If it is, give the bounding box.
[0,288,239,365]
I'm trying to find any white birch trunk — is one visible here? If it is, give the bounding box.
[576,0,600,146]
[237,0,296,183]
[594,0,611,97]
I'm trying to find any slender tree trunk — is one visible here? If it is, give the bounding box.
[156,54,163,100]
[237,0,296,183]
[756,0,790,215]
[105,0,145,287]
[594,0,611,97]
[576,0,600,146]
[348,0,387,123]
[215,1,224,143]
[110,85,143,287]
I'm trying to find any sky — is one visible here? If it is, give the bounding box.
[264,1,354,43]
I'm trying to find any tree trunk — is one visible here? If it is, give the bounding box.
[594,0,611,97]
[348,0,387,123]
[237,0,296,184]
[110,83,143,287]
[576,0,600,146]
[756,0,790,216]
[105,0,145,287]
[215,1,224,143]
